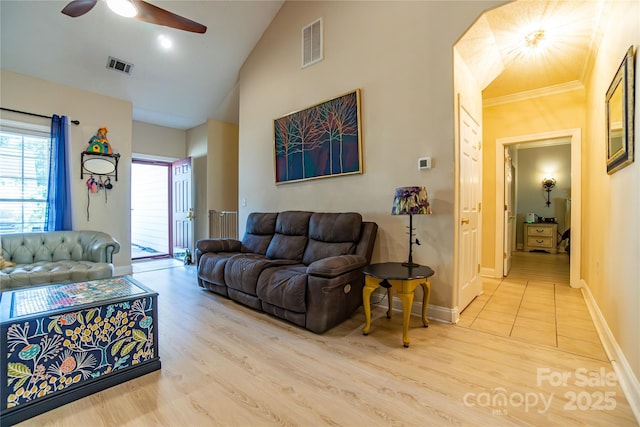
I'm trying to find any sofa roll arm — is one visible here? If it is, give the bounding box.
[306,255,368,278]
[196,238,241,254]
[85,233,121,263]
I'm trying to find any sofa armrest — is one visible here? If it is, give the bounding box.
[84,232,121,263]
[196,239,241,254]
[306,255,367,278]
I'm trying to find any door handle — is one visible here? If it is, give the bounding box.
[461,218,470,225]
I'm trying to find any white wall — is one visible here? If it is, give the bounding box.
[187,123,209,245]
[132,121,186,160]
[186,119,239,245]
[238,1,502,310]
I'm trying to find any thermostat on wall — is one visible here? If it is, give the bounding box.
[418,157,431,170]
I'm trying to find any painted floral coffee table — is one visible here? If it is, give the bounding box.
[0,276,160,425]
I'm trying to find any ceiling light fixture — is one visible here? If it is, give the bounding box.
[106,0,137,18]
[158,35,173,49]
[524,29,546,48]
[507,26,552,62]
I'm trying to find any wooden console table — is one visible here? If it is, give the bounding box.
[362,262,434,347]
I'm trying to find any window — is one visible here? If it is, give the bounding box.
[0,125,51,234]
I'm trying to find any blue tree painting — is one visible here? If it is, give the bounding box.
[274,89,362,183]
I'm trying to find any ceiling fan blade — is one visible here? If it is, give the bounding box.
[133,0,207,34]
[61,0,98,17]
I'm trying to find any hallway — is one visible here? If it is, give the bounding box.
[458,251,607,361]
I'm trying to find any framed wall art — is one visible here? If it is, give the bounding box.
[606,46,635,174]
[274,89,362,184]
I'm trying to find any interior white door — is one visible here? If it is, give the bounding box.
[503,148,514,276]
[458,105,482,312]
[171,157,193,259]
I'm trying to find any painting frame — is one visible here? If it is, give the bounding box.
[606,46,635,175]
[274,89,362,184]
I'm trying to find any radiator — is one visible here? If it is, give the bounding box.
[209,210,238,239]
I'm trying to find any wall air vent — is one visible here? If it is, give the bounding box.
[302,18,323,68]
[106,56,134,75]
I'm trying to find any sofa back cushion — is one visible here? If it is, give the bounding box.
[2,231,85,264]
[241,212,278,255]
[302,212,362,265]
[265,211,312,261]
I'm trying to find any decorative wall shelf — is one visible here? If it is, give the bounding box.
[81,152,120,181]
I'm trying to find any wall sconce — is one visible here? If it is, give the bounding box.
[542,177,556,207]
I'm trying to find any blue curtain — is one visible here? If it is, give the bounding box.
[46,115,73,230]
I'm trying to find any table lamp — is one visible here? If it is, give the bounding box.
[391,186,432,267]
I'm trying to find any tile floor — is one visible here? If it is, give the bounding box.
[458,251,608,361]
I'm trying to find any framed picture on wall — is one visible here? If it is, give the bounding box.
[606,46,635,174]
[273,89,362,184]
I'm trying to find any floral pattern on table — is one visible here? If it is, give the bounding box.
[5,296,155,409]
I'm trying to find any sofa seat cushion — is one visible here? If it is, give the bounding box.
[197,251,241,287]
[0,261,114,291]
[256,265,308,313]
[224,254,298,296]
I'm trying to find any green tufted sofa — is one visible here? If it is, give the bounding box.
[0,230,120,292]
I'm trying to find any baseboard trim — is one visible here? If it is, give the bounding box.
[385,297,457,324]
[480,267,501,278]
[580,279,640,424]
[114,265,133,276]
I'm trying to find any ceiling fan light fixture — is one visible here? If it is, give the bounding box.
[106,0,137,18]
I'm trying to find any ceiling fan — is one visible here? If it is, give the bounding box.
[61,0,207,34]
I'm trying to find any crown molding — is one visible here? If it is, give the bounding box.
[483,80,585,108]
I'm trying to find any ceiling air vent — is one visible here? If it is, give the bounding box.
[302,18,323,68]
[106,56,133,75]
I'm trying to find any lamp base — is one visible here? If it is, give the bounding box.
[401,261,420,268]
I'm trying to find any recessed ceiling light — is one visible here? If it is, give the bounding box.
[106,0,137,18]
[158,35,173,49]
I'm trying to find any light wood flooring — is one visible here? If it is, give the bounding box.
[16,257,638,426]
[459,251,607,361]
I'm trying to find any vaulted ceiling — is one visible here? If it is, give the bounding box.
[0,0,283,129]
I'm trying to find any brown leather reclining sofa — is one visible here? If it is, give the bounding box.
[196,211,378,333]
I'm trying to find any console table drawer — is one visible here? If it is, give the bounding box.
[527,236,553,248]
[527,226,553,237]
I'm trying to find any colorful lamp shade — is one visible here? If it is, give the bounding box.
[391,186,432,216]
[391,186,432,267]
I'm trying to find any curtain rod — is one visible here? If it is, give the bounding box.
[0,107,80,125]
